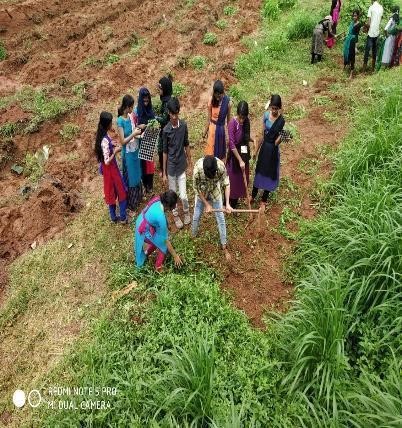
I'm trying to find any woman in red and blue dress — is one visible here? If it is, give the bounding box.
[95,111,127,222]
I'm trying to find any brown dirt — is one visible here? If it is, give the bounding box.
[0,0,260,296]
[0,0,346,328]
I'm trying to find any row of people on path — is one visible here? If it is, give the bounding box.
[95,79,287,271]
[312,1,401,78]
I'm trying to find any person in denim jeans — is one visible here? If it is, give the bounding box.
[192,156,233,261]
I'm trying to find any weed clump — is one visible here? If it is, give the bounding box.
[203,32,218,45]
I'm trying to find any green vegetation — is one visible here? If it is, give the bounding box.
[0,41,6,60]
[2,0,402,426]
[60,123,80,141]
[203,32,218,46]
[215,18,228,30]
[173,82,187,97]
[105,53,120,65]
[262,0,280,20]
[224,5,238,16]
[189,55,207,70]
[0,122,17,138]
[286,11,318,40]
[23,152,44,183]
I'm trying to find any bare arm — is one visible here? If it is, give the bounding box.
[117,126,141,146]
[203,103,212,138]
[166,240,183,268]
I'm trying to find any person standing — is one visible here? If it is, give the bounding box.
[380,6,400,68]
[363,0,383,72]
[226,101,253,209]
[330,0,342,34]
[343,10,364,78]
[311,15,334,63]
[95,111,127,223]
[156,76,173,174]
[135,190,183,271]
[162,97,193,229]
[136,87,156,194]
[117,95,143,212]
[252,95,285,209]
[192,155,232,261]
[203,80,231,161]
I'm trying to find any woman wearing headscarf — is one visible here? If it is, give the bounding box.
[380,6,400,68]
[156,76,173,173]
[251,95,285,209]
[311,15,334,63]
[203,80,231,161]
[136,87,156,194]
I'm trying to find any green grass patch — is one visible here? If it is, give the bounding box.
[0,41,6,61]
[60,123,80,141]
[173,82,187,97]
[224,5,238,15]
[0,122,17,138]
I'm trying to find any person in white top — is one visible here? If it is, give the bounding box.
[363,0,384,71]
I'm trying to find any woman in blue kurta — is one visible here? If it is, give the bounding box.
[135,190,183,271]
[117,95,144,211]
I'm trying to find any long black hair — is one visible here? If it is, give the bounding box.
[160,190,178,210]
[211,80,225,107]
[237,101,250,146]
[118,94,134,117]
[95,111,113,163]
[269,94,282,109]
[159,75,173,98]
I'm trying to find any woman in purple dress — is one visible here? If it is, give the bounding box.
[252,95,285,209]
[226,101,253,209]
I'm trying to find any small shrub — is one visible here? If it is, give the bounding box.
[60,123,80,141]
[173,82,186,97]
[262,0,279,20]
[278,0,296,9]
[203,32,218,45]
[215,19,228,30]
[71,81,87,98]
[0,41,6,61]
[23,152,43,183]
[105,54,120,65]
[0,123,17,138]
[224,5,238,16]
[287,12,317,41]
[189,55,207,70]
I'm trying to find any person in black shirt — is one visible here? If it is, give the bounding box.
[162,97,193,229]
[156,76,173,174]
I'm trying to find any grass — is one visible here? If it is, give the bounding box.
[0,41,6,60]
[0,122,17,138]
[2,0,402,426]
[224,5,238,15]
[173,82,187,97]
[60,123,80,141]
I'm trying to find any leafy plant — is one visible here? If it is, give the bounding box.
[173,82,187,97]
[216,19,228,30]
[224,5,238,16]
[189,55,207,70]
[60,123,80,141]
[203,32,218,45]
[0,123,17,138]
[23,152,44,183]
[278,0,296,9]
[105,54,120,65]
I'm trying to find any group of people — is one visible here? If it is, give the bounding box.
[95,78,287,271]
[311,0,401,78]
